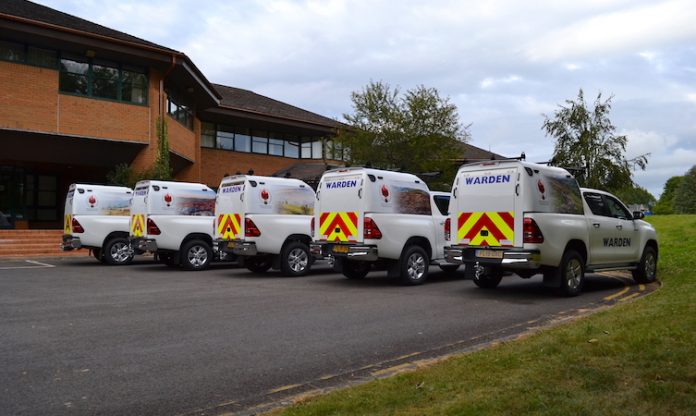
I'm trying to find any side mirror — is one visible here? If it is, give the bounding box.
[633,211,644,220]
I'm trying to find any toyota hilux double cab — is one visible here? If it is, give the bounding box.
[310,167,458,285]
[61,183,135,265]
[444,160,658,296]
[213,175,315,276]
[129,180,217,271]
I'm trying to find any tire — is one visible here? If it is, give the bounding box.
[632,246,657,284]
[280,241,312,277]
[102,238,134,266]
[439,264,459,273]
[92,248,104,263]
[180,240,212,271]
[342,259,370,279]
[400,245,429,285]
[557,250,585,297]
[245,255,273,273]
[472,266,503,289]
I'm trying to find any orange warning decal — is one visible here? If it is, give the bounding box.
[131,214,146,237]
[318,212,359,242]
[217,213,242,239]
[64,214,72,235]
[457,211,514,247]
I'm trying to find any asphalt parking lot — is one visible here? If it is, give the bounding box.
[0,256,653,416]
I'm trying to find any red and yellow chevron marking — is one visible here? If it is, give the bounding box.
[64,214,72,235]
[319,212,359,242]
[457,211,514,247]
[130,214,146,237]
[217,213,242,239]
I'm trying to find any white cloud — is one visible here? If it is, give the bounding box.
[480,75,522,89]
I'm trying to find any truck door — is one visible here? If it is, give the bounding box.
[583,192,638,265]
[130,183,149,238]
[215,180,245,241]
[316,172,364,243]
[431,193,450,258]
[452,166,519,248]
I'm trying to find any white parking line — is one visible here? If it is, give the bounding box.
[0,260,56,270]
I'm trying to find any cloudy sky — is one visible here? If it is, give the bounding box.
[38,0,696,197]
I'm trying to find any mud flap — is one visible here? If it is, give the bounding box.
[542,267,561,287]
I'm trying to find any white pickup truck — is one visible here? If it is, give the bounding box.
[444,160,658,296]
[61,183,135,265]
[310,167,458,285]
[213,175,315,276]
[129,180,217,271]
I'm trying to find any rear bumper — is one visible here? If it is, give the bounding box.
[131,237,158,252]
[61,235,82,251]
[214,239,258,256]
[310,242,378,261]
[445,246,541,269]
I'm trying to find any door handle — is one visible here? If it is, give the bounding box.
[616,225,623,230]
[593,223,600,228]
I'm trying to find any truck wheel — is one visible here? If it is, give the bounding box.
[472,266,503,289]
[280,241,312,277]
[103,238,134,266]
[181,240,212,271]
[400,245,429,285]
[439,264,459,273]
[245,255,273,273]
[92,248,104,263]
[632,246,657,284]
[557,250,585,297]
[342,260,370,279]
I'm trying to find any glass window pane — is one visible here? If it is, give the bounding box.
[235,129,251,152]
[37,208,57,221]
[269,138,283,156]
[218,130,235,150]
[0,40,25,62]
[285,141,299,158]
[201,122,216,148]
[37,175,56,190]
[253,137,268,154]
[92,62,119,99]
[27,47,57,68]
[121,71,147,104]
[301,141,312,159]
[38,191,56,206]
[312,140,322,159]
[59,72,88,95]
[60,57,88,74]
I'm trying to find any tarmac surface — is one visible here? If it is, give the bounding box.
[0,256,654,415]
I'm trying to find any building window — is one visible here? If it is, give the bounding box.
[269,134,284,156]
[312,140,323,159]
[167,96,193,130]
[0,40,25,63]
[301,141,312,159]
[201,122,215,148]
[59,54,148,105]
[252,130,268,154]
[285,141,299,158]
[235,128,251,152]
[27,47,57,68]
[217,126,235,150]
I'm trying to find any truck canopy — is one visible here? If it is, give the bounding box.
[65,184,132,216]
[131,180,215,216]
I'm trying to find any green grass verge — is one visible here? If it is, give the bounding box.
[274,215,696,416]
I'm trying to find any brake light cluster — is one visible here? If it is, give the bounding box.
[71,218,84,233]
[147,218,161,235]
[363,217,382,239]
[523,218,544,243]
[444,218,451,241]
[245,218,261,237]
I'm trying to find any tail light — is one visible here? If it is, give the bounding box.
[71,218,84,233]
[444,218,451,241]
[245,218,261,237]
[310,217,315,236]
[147,218,161,235]
[523,217,544,243]
[364,217,382,239]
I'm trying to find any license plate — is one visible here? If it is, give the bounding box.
[332,245,349,254]
[476,249,503,259]
[227,242,236,249]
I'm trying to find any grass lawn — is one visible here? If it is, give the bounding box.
[273,215,696,415]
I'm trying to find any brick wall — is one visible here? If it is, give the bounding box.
[200,148,311,187]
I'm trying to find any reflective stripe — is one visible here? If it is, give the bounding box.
[457,211,514,247]
[64,214,72,235]
[318,212,359,242]
[217,213,242,239]
[130,214,146,237]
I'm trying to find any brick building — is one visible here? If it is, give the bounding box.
[0,0,345,229]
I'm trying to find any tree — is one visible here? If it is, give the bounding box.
[151,116,172,180]
[614,185,656,209]
[339,81,469,189]
[653,176,683,215]
[673,165,696,214]
[542,89,648,192]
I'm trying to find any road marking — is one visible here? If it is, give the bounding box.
[604,285,630,301]
[268,383,302,394]
[0,260,55,270]
[619,293,641,302]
